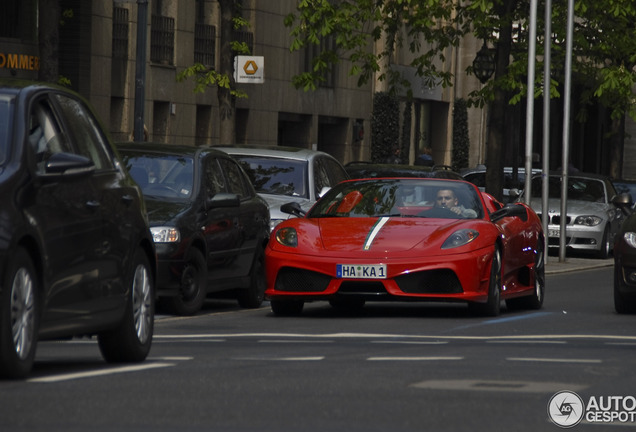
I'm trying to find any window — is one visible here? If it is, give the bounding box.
[219,158,250,199]
[204,157,226,197]
[151,15,175,65]
[53,94,113,171]
[29,98,71,173]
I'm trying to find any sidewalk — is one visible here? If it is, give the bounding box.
[546,255,613,275]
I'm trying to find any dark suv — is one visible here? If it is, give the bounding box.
[118,143,270,315]
[0,80,156,378]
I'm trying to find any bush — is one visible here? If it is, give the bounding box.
[452,98,470,172]
[371,92,400,163]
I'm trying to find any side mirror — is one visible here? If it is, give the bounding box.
[508,188,521,200]
[281,201,305,217]
[207,193,240,210]
[612,193,634,215]
[491,203,528,223]
[41,152,95,178]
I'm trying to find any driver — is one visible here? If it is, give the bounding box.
[435,188,477,218]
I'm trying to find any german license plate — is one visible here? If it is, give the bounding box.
[548,229,560,237]
[337,264,387,279]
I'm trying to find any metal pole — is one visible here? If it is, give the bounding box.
[559,0,575,262]
[542,0,552,257]
[134,0,148,142]
[523,0,538,205]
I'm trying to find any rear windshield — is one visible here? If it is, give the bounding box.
[233,155,308,198]
[0,95,14,165]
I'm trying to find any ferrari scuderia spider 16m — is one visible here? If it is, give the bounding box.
[265,178,545,317]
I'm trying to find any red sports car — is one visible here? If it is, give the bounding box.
[265,178,544,316]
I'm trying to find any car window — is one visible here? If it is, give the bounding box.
[532,176,606,202]
[28,98,73,174]
[313,158,331,196]
[233,155,308,198]
[122,154,193,199]
[464,172,485,187]
[323,157,348,184]
[204,157,226,197]
[0,95,14,165]
[219,158,251,199]
[52,93,113,171]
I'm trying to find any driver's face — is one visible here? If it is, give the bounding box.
[436,190,457,208]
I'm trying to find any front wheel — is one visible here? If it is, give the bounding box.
[0,248,39,379]
[506,239,545,310]
[469,245,502,317]
[614,266,636,314]
[597,226,610,259]
[98,248,154,363]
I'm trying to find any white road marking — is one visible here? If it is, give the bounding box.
[28,362,175,383]
[411,379,588,393]
[234,356,325,361]
[368,356,463,361]
[507,357,602,364]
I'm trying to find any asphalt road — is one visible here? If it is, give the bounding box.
[2,265,635,431]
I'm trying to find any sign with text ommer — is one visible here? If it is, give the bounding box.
[234,55,264,84]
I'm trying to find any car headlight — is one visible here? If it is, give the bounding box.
[275,227,298,247]
[150,226,180,243]
[574,215,602,226]
[269,219,285,232]
[624,232,636,248]
[441,229,479,249]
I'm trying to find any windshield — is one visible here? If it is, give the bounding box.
[308,179,483,219]
[233,155,308,198]
[531,176,606,203]
[122,154,194,200]
[0,95,14,165]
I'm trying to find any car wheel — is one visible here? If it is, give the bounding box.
[0,248,38,379]
[506,239,545,310]
[237,249,266,308]
[469,245,502,317]
[270,299,304,316]
[597,226,610,259]
[614,266,636,314]
[170,248,207,316]
[98,248,154,363]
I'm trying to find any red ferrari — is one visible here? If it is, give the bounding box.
[265,178,544,316]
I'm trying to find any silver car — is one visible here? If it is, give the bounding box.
[216,146,349,230]
[526,173,623,258]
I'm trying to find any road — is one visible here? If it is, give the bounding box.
[2,266,635,431]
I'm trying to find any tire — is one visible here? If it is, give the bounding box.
[237,249,266,308]
[614,266,636,314]
[597,226,610,259]
[506,238,545,310]
[270,299,304,316]
[0,248,38,379]
[98,248,154,363]
[469,245,502,317]
[170,248,207,316]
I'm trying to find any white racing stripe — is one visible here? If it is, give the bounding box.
[364,217,390,250]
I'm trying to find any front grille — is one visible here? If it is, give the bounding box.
[338,281,388,296]
[536,213,571,224]
[395,269,463,294]
[275,268,331,292]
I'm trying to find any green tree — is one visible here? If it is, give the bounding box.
[177,0,250,145]
[452,99,470,172]
[285,0,636,198]
[371,92,399,163]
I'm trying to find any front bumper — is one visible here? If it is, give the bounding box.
[546,224,605,252]
[265,246,495,303]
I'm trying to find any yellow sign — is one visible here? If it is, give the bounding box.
[243,60,258,75]
[0,53,40,71]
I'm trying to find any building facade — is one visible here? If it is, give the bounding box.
[2,0,632,176]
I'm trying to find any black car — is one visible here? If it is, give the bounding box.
[612,193,636,313]
[345,162,464,180]
[118,143,270,315]
[0,80,156,379]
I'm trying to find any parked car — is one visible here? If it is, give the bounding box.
[265,178,544,317]
[612,193,636,313]
[345,162,464,180]
[0,80,156,379]
[523,172,623,258]
[461,166,541,203]
[216,146,349,230]
[117,143,270,315]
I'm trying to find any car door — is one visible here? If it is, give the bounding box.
[26,95,105,327]
[201,155,243,282]
[52,92,131,319]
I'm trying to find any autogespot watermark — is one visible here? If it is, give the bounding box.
[548,390,636,428]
